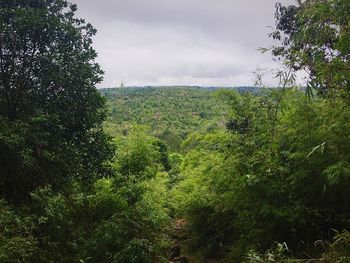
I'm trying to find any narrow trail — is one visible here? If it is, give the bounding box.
[168,218,191,263]
[168,219,219,263]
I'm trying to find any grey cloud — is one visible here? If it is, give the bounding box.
[71,0,297,87]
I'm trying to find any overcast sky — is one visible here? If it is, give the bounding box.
[71,0,296,88]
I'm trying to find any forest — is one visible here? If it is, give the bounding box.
[1,0,350,262]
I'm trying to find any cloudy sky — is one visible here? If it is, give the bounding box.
[71,0,296,88]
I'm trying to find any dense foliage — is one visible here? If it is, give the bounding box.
[0,129,171,262]
[272,0,350,94]
[101,87,227,152]
[0,1,170,262]
[1,0,350,262]
[172,90,350,260]
[0,0,112,203]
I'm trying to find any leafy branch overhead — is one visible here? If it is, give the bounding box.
[272,0,350,95]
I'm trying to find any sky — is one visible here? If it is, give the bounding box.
[71,0,296,88]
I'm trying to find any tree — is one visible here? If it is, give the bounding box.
[0,0,113,203]
[272,0,350,95]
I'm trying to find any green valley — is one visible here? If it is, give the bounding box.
[1,0,350,262]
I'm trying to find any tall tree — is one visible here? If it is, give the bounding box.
[0,0,113,203]
[272,0,350,94]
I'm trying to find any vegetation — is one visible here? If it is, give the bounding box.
[0,1,169,262]
[0,0,112,203]
[101,86,230,152]
[172,90,350,261]
[0,0,350,262]
[271,0,350,95]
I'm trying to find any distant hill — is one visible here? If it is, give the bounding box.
[101,86,233,151]
[99,85,262,95]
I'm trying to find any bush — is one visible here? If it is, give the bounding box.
[0,200,37,262]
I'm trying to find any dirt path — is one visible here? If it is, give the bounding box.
[168,219,220,263]
[168,218,191,263]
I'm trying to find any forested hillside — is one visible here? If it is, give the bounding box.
[101,86,264,152]
[1,0,350,263]
[101,87,227,151]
